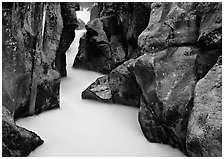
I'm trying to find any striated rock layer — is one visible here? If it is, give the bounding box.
[73,2,151,73]
[82,2,222,157]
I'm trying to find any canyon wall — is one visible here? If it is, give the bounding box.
[82,2,222,157]
[2,2,66,156]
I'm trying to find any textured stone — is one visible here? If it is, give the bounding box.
[73,2,151,73]
[2,106,44,157]
[134,47,198,155]
[82,59,141,107]
[186,57,222,157]
[195,2,222,80]
[138,2,199,55]
[55,2,78,77]
[76,18,86,30]
[2,2,62,118]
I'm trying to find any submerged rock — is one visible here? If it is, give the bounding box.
[2,106,44,157]
[186,57,222,157]
[73,2,151,73]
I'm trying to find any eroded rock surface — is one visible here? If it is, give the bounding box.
[82,2,222,157]
[2,106,44,157]
[186,57,222,157]
[55,2,79,77]
[73,2,151,73]
[82,59,141,107]
[2,2,62,118]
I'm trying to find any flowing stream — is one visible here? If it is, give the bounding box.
[16,9,185,157]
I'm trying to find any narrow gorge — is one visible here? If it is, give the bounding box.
[2,2,222,157]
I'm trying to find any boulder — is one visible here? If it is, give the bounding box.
[2,106,44,157]
[73,2,151,73]
[2,2,62,118]
[195,2,222,80]
[186,56,222,157]
[82,59,141,107]
[138,2,199,55]
[134,47,198,155]
[76,18,86,30]
[55,2,78,77]
[74,15,126,74]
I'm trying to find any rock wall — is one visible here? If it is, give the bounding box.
[81,2,222,157]
[55,2,79,77]
[73,2,151,74]
[2,2,63,156]
[2,2,63,118]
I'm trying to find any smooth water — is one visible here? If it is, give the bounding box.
[16,10,185,157]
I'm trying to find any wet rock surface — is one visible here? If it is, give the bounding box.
[2,106,44,157]
[186,57,222,157]
[73,2,151,73]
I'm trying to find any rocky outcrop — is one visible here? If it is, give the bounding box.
[135,47,198,155]
[81,2,222,157]
[76,18,86,30]
[2,106,44,157]
[55,2,79,77]
[2,2,62,118]
[82,59,141,107]
[73,2,151,74]
[186,57,222,157]
[138,2,199,55]
[195,2,222,80]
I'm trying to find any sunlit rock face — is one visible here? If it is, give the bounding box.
[73,2,151,74]
[2,106,44,157]
[2,2,62,118]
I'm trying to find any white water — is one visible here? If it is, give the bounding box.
[16,10,185,157]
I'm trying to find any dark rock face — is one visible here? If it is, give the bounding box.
[138,2,199,55]
[81,2,222,157]
[76,18,86,30]
[82,59,141,107]
[73,2,151,73]
[55,2,78,77]
[2,106,44,157]
[2,2,62,118]
[195,2,222,80]
[186,57,222,157]
[135,47,198,155]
